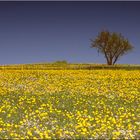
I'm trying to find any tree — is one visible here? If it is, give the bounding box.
[91,30,134,65]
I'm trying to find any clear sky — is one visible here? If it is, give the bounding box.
[0,1,140,65]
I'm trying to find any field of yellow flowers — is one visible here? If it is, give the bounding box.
[0,69,140,139]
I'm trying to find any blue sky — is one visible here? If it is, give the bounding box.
[0,1,140,64]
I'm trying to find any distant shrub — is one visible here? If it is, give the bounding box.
[53,60,68,65]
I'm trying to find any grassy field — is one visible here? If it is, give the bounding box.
[0,67,140,139]
[0,63,140,70]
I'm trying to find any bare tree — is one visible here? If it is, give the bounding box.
[91,30,133,65]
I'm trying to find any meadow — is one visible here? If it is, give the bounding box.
[0,68,140,139]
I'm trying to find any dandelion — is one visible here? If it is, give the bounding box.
[0,69,139,139]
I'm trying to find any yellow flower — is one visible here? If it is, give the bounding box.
[27,130,32,136]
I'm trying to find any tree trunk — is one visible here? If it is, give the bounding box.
[107,58,113,65]
[107,61,112,65]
